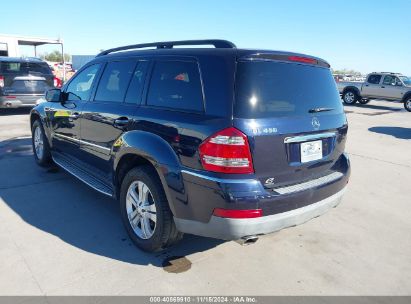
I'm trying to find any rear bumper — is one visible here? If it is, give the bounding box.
[174,186,346,240]
[0,95,44,108]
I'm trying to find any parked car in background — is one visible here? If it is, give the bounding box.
[30,40,350,252]
[0,57,60,108]
[337,72,411,111]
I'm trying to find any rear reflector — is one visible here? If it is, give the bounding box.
[199,127,254,174]
[213,208,262,219]
[0,76,4,88]
[288,56,317,64]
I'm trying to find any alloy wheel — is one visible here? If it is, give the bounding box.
[126,180,157,239]
[33,126,44,159]
[344,92,355,104]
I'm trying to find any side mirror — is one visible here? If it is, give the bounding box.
[396,82,403,86]
[45,89,63,102]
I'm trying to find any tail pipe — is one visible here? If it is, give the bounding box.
[236,235,259,246]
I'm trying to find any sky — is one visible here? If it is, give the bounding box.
[1,0,411,75]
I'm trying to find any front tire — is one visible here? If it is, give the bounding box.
[404,98,411,112]
[119,166,183,252]
[31,120,52,166]
[342,90,358,105]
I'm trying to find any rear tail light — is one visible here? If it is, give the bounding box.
[0,76,4,88]
[213,208,262,218]
[199,127,254,174]
[54,77,62,88]
[288,56,317,65]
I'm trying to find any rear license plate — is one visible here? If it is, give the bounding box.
[300,140,323,163]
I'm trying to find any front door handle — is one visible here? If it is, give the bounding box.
[114,117,129,127]
[381,86,385,88]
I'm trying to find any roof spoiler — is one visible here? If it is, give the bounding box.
[239,53,330,68]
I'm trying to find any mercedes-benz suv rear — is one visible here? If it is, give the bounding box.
[0,57,57,108]
[31,40,350,252]
[175,52,350,241]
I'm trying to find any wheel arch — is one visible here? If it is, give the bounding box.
[112,130,184,215]
[402,91,411,102]
[342,86,361,97]
[30,110,41,129]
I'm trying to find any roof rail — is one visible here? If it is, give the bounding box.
[372,72,400,74]
[96,39,236,57]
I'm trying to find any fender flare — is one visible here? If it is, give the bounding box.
[112,130,184,214]
[30,106,52,146]
[402,91,411,102]
[342,86,361,98]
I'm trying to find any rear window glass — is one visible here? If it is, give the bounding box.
[0,62,52,75]
[146,61,204,112]
[95,61,136,103]
[125,61,149,104]
[367,74,382,84]
[234,61,343,118]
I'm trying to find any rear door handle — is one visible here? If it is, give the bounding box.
[114,117,129,127]
[381,86,385,88]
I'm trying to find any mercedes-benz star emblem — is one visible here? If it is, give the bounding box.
[312,117,320,130]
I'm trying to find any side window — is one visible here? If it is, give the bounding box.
[367,74,382,84]
[146,61,204,112]
[66,64,101,101]
[94,61,136,102]
[383,75,397,86]
[124,61,149,104]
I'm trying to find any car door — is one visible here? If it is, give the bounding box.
[48,63,101,157]
[361,74,382,98]
[379,75,404,100]
[79,59,149,178]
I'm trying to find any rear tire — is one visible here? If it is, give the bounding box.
[119,165,183,252]
[404,98,411,112]
[342,90,358,105]
[31,120,52,167]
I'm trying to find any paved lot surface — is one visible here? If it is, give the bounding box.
[0,102,410,295]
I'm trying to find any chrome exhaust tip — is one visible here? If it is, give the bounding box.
[236,235,259,246]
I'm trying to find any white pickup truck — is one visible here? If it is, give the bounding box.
[337,72,411,112]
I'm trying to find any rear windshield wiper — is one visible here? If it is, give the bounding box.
[308,107,334,113]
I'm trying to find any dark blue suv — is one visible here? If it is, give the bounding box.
[30,40,350,252]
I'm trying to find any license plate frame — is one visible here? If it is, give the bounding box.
[300,140,323,163]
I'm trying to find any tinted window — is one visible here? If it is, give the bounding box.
[0,61,52,75]
[66,64,100,101]
[399,76,411,86]
[147,61,203,112]
[368,74,382,84]
[95,61,136,102]
[234,61,343,118]
[125,61,149,104]
[382,75,398,86]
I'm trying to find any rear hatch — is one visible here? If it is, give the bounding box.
[233,54,348,189]
[0,60,54,95]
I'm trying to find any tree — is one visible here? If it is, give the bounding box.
[331,68,362,76]
[40,50,71,62]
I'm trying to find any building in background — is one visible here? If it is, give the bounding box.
[0,34,69,82]
[0,34,63,57]
[72,55,95,71]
